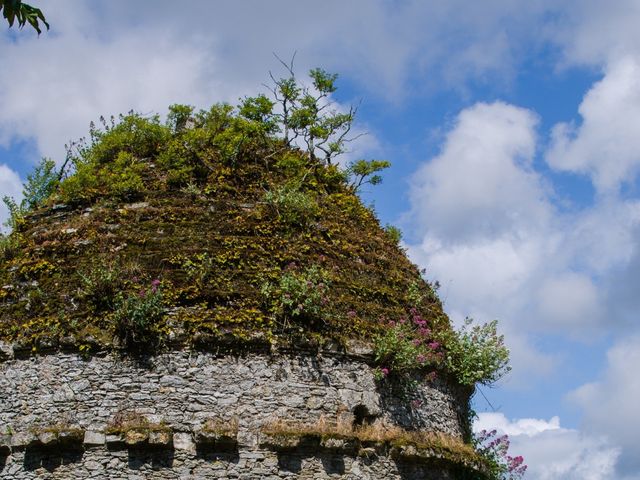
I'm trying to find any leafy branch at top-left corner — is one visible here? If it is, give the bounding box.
[1,0,48,34]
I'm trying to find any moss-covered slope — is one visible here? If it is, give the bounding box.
[0,108,445,352]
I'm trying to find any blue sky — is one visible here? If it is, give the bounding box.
[2,1,640,478]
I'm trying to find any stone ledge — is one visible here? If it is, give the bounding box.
[195,430,238,451]
[6,428,84,451]
[0,340,377,364]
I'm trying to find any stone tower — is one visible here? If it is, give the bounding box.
[0,110,487,479]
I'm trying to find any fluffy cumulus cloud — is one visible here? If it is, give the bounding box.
[547,56,640,194]
[408,102,545,242]
[568,335,640,477]
[0,10,222,163]
[475,413,622,480]
[405,102,564,374]
[551,0,640,68]
[406,95,640,478]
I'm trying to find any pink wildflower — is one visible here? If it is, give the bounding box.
[418,327,431,337]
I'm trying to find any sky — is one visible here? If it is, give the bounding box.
[1,1,640,478]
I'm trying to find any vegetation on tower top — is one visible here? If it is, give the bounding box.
[0,67,510,394]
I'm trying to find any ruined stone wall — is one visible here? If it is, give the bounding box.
[0,347,473,479]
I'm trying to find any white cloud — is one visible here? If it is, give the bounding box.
[404,102,569,381]
[550,0,640,69]
[536,273,603,330]
[0,25,222,164]
[475,411,561,436]
[0,164,22,231]
[475,412,622,480]
[547,56,640,194]
[568,335,640,476]
[408,102,546,243]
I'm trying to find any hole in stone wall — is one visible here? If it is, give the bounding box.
[23,446,84,472]
[0,451,8,472]
[277,452,303,472]
[127,447,175,470]
[321,453,345,474]
[352,405,375,428]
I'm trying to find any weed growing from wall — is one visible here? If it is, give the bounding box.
[474,429,527,479]
[261,264,331,329]
[113,279,164,349]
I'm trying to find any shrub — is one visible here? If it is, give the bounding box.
[78,263,127,311]
[0,233,20,261]
[264,184,319,226]
[113,279,164,349]
[261,264,330,327]
[474,429,527,479]
[166,104,195,133]
[374,312,510,388]
[58,113,170,203]
[59,150,145,203]
[373,309,443,382]
[21,158,59,210]
[157,127,214,187]
[2,157,59,232]
[436,318,510,386]
[384,224,402,245]
[346,159,391,192]
[85,113,170,166]
[182,253,215,290]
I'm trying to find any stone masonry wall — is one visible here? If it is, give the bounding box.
[0,348,473,479]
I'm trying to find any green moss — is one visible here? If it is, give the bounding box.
[0,104,446,354]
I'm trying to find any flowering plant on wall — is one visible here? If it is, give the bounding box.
[474,429,527,479]
[373,309,443,382]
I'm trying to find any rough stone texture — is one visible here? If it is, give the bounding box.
[1,447,470,479]
[0,350,472,478]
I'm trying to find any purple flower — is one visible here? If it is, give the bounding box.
[380,367,390,377]
[428,341,440,350]
[347,310,357,318]
[418,327,431,337]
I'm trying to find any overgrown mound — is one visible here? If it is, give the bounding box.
[0,106,445,353]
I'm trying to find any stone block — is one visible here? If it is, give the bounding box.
[124,429,148,446]
[173,432,196,453]
[148,429,173,447]
[83,430,106,447]
[37,430,57,446]
[10,431,35,448]
[105,433,125,446]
